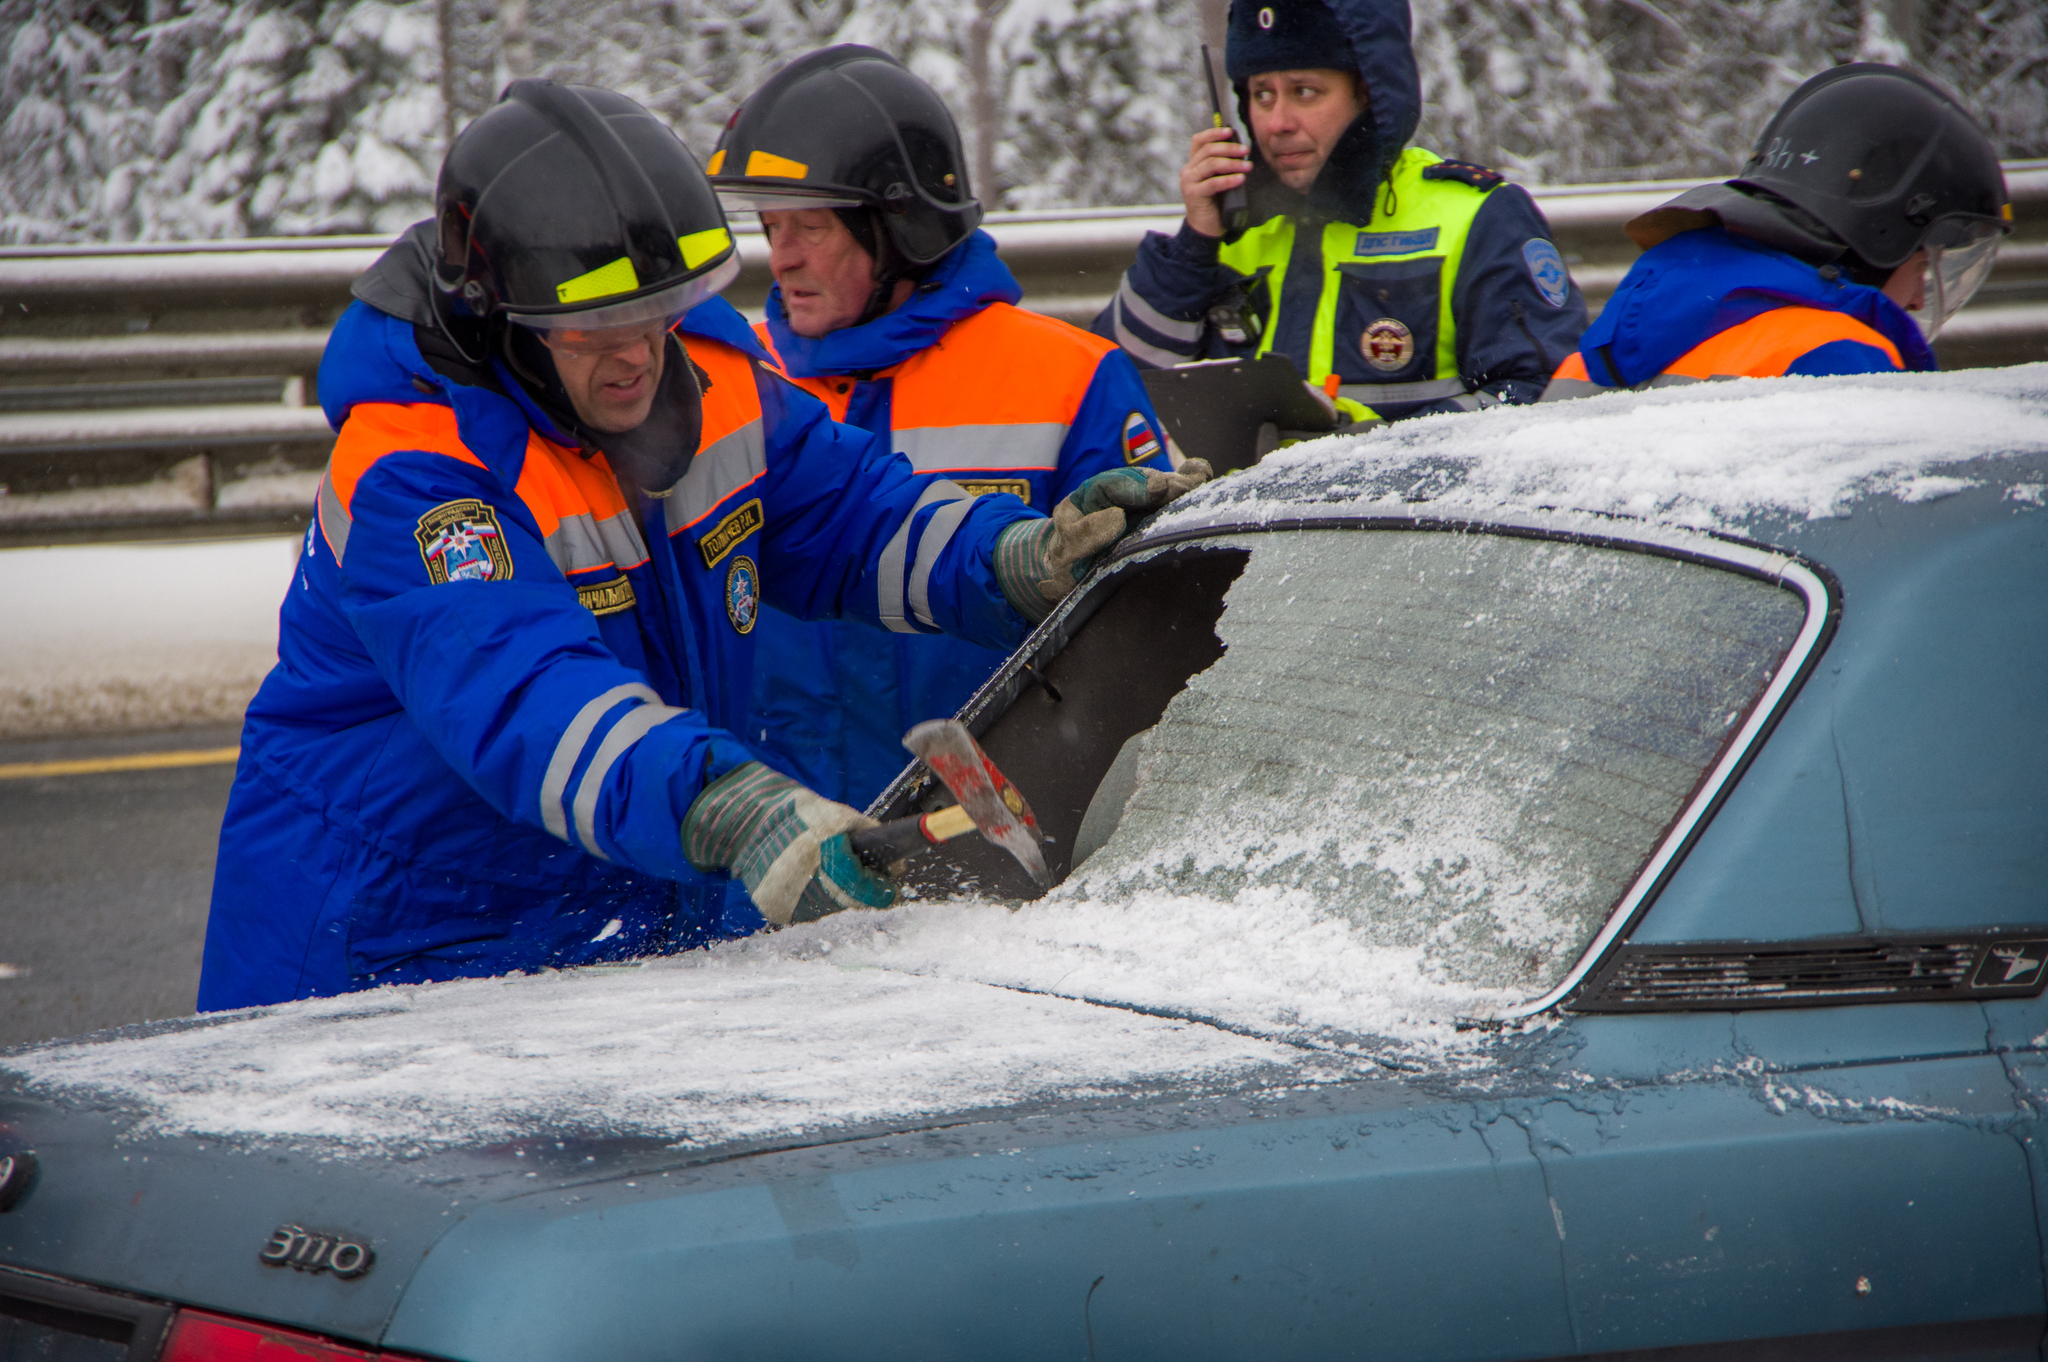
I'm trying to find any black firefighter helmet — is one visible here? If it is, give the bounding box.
[708,45,982,299]
[1628,63,2009,337]
[431,79,739,365]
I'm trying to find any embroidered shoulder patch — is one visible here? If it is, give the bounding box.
[697,497,764,570]
[577,575,637,616]
[956,479,1031,505]
[415,499,513,584]
[1421,160,1504,192]
[1521,238,1571,308]
[1122,411,1164,466]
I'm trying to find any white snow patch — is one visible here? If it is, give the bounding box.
[1161,366,2048,537]
[2,880,1508,1152]
[0,534,296,737]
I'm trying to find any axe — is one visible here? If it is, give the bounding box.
[847,719,1051,888]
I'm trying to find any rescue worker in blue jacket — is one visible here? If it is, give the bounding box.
[199,81,1206,1010]
[1097,0,1587,423]
[707,47,1187,811]
[1543,64,2010,397]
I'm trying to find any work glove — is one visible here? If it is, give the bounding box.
[681,762,897,926]
[994,460,1212,621]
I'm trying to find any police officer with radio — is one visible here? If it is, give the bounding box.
[1099,0,1588,424]
[1543,64,2010,395]
[708,46,1198,813]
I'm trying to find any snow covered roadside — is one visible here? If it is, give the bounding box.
[0,535,297,739]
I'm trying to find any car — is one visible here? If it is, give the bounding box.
[2,363,2046,1362]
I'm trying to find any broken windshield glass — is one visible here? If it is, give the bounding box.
[1072,528,1808,999]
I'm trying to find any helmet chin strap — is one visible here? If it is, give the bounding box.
[839,206,920,328]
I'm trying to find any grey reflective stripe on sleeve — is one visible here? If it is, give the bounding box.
[906,494,979,630]
[1117,276,1202,342]
[893,423,1068,472]
[878,481,972,634]
[317,471,352,564]
[571,700,685,860]
[541,682,658,843]
[545,508,650,576]
[1645,372,1710,388]
[1538,377,1607,402]
[1337,378,1474,406]
[1446,389,1504,413]
[663,418,766,538]
[1111,294,1193,369]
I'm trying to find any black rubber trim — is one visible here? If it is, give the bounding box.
[0,1264,174,1361]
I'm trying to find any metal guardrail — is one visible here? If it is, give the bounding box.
[2,163,2044,545]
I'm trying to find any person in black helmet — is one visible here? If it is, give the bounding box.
[198,80,1205,1009]
[706,45,1201,816]
[1545,63,2011,397]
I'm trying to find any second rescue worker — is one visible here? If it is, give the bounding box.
[709,46,1188,810]
[1100,0,1588,422]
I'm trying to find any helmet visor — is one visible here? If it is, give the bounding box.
[503,254,741,334]
[1920,220,2004,340]
[715,184,867,214]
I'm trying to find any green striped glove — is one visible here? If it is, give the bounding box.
[681,762,896,926]
[994,460,1212,621]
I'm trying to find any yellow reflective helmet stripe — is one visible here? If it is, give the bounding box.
[556,255,640,304]
[744,150,808,179]
[680,227,731,269]
[706,149,726,175]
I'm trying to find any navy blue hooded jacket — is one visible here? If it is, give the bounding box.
[1095,0,1586,418]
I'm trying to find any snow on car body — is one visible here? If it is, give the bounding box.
[3,366,2047,1360]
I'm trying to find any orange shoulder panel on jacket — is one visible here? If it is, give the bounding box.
[684,335,767,445]
[1666,306,1904,380]
[890,303,1112,429]
[328,403,486,514]
[1552,351,1591,382]
[751,322,854,421]
[509,433,629,541]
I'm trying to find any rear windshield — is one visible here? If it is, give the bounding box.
[1070,528,1808,1001]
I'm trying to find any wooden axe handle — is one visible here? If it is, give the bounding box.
[848,804,977,871]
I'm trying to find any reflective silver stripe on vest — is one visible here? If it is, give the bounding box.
[541,683,657,844]
[907,495,979,630]
[318,471,351,564]
[663,418,767,538]
[1117,276,1202,343]
[1646,372,1713,387]
[1538,376,1607,403]
[572,700,686,859]
[1337,377,1474,406]
[878,481,972,634]
[546,508,650,576]
[894,423,1067,472]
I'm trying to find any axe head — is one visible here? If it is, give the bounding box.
[902,720,1051,888]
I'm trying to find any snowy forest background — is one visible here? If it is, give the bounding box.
[3,0,2044,244]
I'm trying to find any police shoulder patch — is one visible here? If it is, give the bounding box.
[725,555,760,635]
[415,499,513,585]
[1122,411,1164,466]
[1521,238,1571,309]
[1421,159,1504,192]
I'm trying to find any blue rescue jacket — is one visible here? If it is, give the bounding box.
[744,231,1172,809]
[199,244,1038,1010]
[1545,226,1934,393]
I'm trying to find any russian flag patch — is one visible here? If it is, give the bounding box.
[1122,411,1162,466]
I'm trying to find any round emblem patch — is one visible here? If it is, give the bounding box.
[725,555,759,635]
[1522,238,1571,308]
[1361,316,1415,372]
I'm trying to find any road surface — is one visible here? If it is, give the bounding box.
[0,724,240,1049]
